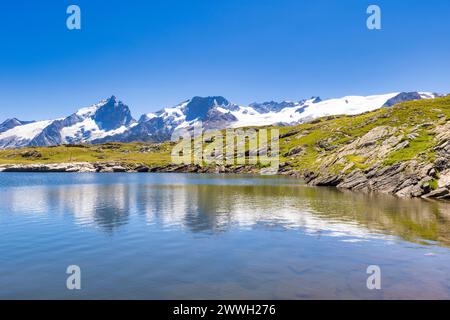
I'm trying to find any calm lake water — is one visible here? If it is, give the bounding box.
[0,173,449,299]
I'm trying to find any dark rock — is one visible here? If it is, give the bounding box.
[428,168,437,178]
[21,150,42,159]
[423,188,450,198]
[338,170,368,189]
[434,157,448,171]
[280,129,301,139]
[311,174,342,186]
[421,182,432,194]
[135,165,150,172]
[283,146,304,157]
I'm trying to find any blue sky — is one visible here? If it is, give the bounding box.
[0,0,449,121]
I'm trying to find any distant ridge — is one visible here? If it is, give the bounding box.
[0,91,442,149]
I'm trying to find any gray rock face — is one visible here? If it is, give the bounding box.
[93,96,134,131]
[184,96,230,121]
[203,108,238,130]
[249,101,298,113]
[382,92,423,107]
[382,92,440,107]
[95,116,172,144]
[30,114,83,146]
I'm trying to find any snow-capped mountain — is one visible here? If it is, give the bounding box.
[0,96,135,149]
[0,91,441,149]
[96,96,240,144]
[0,118,35,134]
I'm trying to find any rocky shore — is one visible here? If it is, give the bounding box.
[0,162,263,174]
[300,123,450,201]
[1,158,450,201]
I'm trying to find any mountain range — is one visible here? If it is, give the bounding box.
[0,91,441,149]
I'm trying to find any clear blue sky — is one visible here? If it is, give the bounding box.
[0,0,449,121]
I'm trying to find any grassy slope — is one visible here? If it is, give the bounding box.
[1,96,450,170]
[0,142,173,166]
[277,95,450,172]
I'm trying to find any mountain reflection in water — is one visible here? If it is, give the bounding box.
[1,173,449,299]
[3,174,449,246]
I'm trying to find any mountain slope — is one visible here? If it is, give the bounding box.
[94,96,239,144]
[0,120,55,149]
[0,118,35,134]
[276,95,450,199]
[0,91,441,149]
[0,96,135,148]
[64,91,443,143]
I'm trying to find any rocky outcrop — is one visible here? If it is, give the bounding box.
[302,123,450,200]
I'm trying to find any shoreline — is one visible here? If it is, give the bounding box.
[1,161,449,202]
[0,162,265,174]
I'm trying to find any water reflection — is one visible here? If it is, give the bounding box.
[2,174,450,246]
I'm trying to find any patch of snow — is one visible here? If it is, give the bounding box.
[0,120,54,141]
[299,93,400,119]
[229,99,308,128]
[75,100,107,117]
[419,92,438,99]
[144,113,157,120]
[60,118,131,143]
[229,93,400,128]
[216,107,231,114]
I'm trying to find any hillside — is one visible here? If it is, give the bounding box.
[1,96,450,199]
[276,95,450,199]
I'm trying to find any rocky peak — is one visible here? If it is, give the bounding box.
[0,118,34,133]
[382,92,426,107]
[184,96,230,121]
[249,101,297,113]
[93,96,135,131]
[310,97,322,103]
